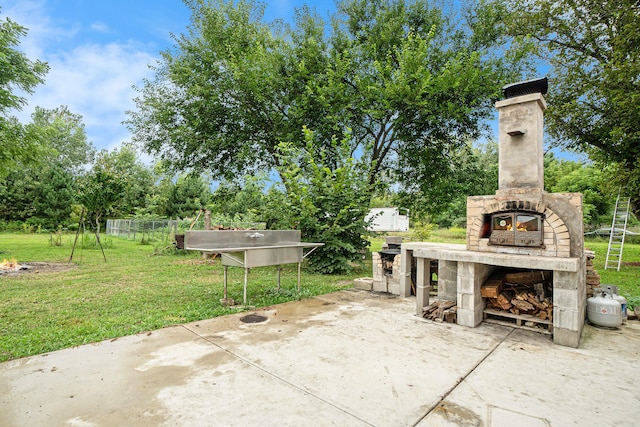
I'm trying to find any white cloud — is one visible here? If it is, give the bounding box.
[2,0,79,59]
[90,22,110,33]
[3,0,161,152]
[34,41,156,122]
[19,41,158,151]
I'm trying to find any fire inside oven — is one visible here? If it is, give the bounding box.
[489,212,543,247]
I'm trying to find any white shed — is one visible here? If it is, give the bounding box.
[365,207,410,232]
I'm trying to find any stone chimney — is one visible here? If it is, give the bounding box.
[495,78,548,194]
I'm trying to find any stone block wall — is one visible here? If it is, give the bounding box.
[437,260,457,301]
[456,262,493,327]
[372,252,401,295]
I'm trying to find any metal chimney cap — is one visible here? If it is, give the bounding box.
[502,77,548,99]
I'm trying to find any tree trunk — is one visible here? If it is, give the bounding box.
[95,213,101,236]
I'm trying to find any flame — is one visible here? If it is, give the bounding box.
[1,258,19,269]
[507,222,529,232]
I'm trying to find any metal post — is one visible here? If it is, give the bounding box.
[277,266,282,289]
[297,262,301,292]
[243,268,249,305]
[223,266,228,300]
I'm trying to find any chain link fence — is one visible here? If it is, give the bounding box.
[106,217,267,243]
[106,219,178,242]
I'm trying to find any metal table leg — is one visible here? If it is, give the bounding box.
[223,265,228,300]
[243,268,248,305]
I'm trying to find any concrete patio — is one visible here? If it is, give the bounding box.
[1,288,639,426]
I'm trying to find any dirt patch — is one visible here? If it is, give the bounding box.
[622,262,640,267]
[0,262,77,277]
[172,257,219,266]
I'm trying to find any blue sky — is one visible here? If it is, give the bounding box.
[1,0,336,155]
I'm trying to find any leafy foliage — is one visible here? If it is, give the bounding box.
[78,170,127,234]
[166,174,211,219]
[92,144,155,217]
[397,141,499,227]
[544,154,613,227]
[210,174,267,219]
[28,164,76,230]
[0,12,49,176]
[0,116,47,177]
[0,168,37,222]
[127,0,290,179]
[127,0,530,202]
[0,106,95,230]
[0,15,48,112]
[276,129,372,274]
[28,106,95,174]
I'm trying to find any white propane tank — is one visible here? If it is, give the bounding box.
[587,288,622,328]
[606,285,628,322]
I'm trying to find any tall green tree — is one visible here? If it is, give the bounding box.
[166,174,211,219]
[128,0,289,180]
[0,106,92,229]
[0,168,36,223]
[210,174,267,218]
[142,161,177,217]
[78,170,127,235]
[29,106,95,174]
[92,143,155,217]
[486,0,640,216]
[30,164,76,229]
[397,140,499,227]
[544,154,612,228]
[127,0,529,198]
[0,11,49,176]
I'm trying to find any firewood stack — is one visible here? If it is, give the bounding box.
[422,300,457,323]
[585,249,601,297]
[482,270,553,321]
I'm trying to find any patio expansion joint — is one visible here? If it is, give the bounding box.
[411,328,516,427]
[180,324,376,426]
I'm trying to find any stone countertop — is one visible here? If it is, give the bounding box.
[403,242,581,272]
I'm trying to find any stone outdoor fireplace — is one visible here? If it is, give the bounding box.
[399,78,587,347]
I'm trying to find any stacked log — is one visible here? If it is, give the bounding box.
[585,249,600,297]
[422,300,457,323]
[482,270,553,322]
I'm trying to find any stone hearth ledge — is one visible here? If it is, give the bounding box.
[411,243,580,272]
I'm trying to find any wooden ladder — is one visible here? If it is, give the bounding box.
[605,189,630,271]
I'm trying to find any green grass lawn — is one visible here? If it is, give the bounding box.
[582,238,640,308]
[0,233,364,362]
[1,231,638,363]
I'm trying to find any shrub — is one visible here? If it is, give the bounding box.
[275,129,372,274]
